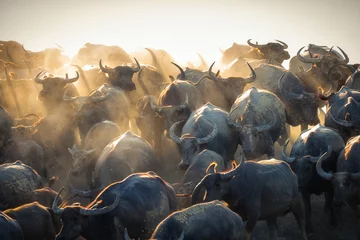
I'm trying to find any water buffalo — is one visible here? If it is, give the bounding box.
[246,39,290,67]
[54,172,177,240]
[169,103,238,170]
[251,64,320,130]
[192,155,308,240]
[154,80,204,135]
[64,84,130,139]
[69,121,121,189]
[175,149,227,209]
[282,124,345,232]
[0,211,24,240]
[227,87,286,159]
[0,161,61,210]
[317,135,360,210]
[193,61,256,111]
[99,58,141,92]
[34,70,79,114]
[68,131,158,198]
[325,97,360,142]
[292,45,352,92]
[125,200,244,240]
[71,43,133,67]
[4,202,59,240]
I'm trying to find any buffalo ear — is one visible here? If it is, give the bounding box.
[68,147,76,156]
[206,162,217,174]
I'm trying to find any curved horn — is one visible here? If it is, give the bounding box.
[191,181,206,205]
[79,193,120,216]
[196,120,218,144]
[278,73,304,100]
[221,151,246,179]
[208,62,219,81]
[171,62,186,80]
[63,71,79,83]
[193,75,210,86]
[275,39,288,49]
[124,229,131,240]
[178,231,185,240]
[254,108,276,132]
[334,46,349,64]
[308,145,332,163]
[247,39,267,48]
[297,46,323,63]
[99,59,115,74]
[317,87,334,101]
[52,187,64,215]
[316,147,333,180]
[243,62,256,84]
[34,70,46,84]
[282,139,295,163]
[226,106,242,130]
[169,121,184,144]
[131,58,141,72]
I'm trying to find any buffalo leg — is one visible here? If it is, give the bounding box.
[301,192,313,233]
[244,210,260,240]
[267,217,278,240]
[324,191,336,227]
[291,194,308,240]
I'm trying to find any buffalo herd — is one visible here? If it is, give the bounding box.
[0,39,359,240]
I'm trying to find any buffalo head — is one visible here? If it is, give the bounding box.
[191,154,245,205]
[201,62,256,104]
[282,139,331,188]
[53,188,120,240]
[170,119,218,170]
[99,58,141,91]
[247,39,290,65]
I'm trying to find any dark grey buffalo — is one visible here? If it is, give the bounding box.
[227,87,286,159]
[64,84,130,139]
[99,58,141,91]
[293,45,352,92]
[54,172,177,240]
[155,80,204,134]
[175,149,227,209]
[0,161,61,210]
[0,211,24,240]
[69,131,158,198]
[169,103,238,170]
[69,121,121,189]
[282,124,345,233]
[317,135,360,211]
[5,202,59,240]
[192,155,308,240]
[125,200,244,240]
[325,96,360,142]
[250,64,320,130]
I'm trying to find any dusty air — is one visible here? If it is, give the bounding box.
[0,0,360,239]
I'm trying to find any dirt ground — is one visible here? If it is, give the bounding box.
[251,194,359,240]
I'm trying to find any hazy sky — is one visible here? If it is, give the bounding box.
[1,0,359,66]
